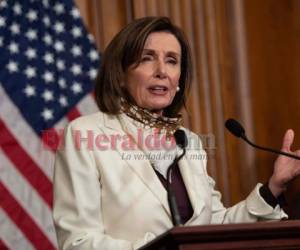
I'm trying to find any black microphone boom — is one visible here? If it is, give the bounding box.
[174,129,188,148]
[166,129,188,226]
[225,118,300,160]
[225,118,245,137]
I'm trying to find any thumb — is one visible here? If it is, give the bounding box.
[281,129,294,152]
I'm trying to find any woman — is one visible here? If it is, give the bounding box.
[53,16,300,250]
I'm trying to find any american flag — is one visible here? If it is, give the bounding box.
[0,0,100,249]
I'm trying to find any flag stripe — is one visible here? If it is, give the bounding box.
[0,85,54,180]
[0,208,34,250]
[53,93,99,149]
[76,92,99,115]
[0,150,57,245]
[0,239,9,250]
[0,184,55,250]
[0,120,53,207]
[54,117,70,131]
[66,106,82,122]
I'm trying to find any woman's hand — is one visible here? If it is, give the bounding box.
[269,129,300,197]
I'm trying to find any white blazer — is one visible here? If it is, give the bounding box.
[53,111,287,250]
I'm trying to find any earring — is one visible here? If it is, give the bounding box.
[176,86,180,92]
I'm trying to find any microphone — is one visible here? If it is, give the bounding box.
[174,129,188,149]
[166,129,187,226]
[225,118,300,160]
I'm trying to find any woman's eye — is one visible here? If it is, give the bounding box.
[167,59,178,65]
[141,55,153,62]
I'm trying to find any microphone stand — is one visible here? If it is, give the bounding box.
[225,118,300,161]
[166,148,186,226]
[241,134,300,160]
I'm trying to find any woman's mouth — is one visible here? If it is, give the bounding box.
[148,86,168,95]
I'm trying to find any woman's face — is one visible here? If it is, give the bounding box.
[125,31,181,115]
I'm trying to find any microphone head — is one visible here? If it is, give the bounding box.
[174,129,188,149]
[225,118,245,138]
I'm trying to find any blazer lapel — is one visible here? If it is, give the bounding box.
[178,155,206,223]
[101,113,172,218]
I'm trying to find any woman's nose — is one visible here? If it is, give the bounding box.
[154,60,167,78]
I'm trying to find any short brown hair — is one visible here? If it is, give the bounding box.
[95,16,192,117]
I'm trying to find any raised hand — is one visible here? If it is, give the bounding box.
[269,129,300,197]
